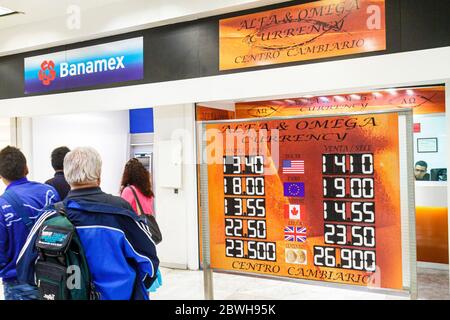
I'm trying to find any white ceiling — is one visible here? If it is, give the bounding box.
[0,0,123,29]
[0,0,287,56]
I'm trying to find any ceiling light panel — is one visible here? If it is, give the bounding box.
[0,6,15,16]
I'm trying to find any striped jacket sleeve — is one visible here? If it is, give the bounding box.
[118,215,160,290]
[0,211,7,269]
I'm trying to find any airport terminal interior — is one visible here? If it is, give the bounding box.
[0,0,449,301]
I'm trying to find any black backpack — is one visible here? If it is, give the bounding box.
[34,202,99,300]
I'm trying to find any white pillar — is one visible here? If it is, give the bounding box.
[15,117,34,180]
[153,103,199,270]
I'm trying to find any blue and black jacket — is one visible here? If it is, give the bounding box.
[0,178,60,281]
[16,187,159,300]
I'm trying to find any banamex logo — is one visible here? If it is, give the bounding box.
[25,37,143,94]
[38,60,56,86]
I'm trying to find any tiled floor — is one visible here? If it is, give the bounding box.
[417,267,450,300]
[150,268,407,300]
[150,266,449,300]
[1,266,449,300]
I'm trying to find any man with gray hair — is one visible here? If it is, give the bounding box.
[17,147,159,300]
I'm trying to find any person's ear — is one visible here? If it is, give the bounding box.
[24,165,29,176]
[0,176,10,186]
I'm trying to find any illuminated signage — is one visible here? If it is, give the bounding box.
[24,37,143,94]
[205,113,403,289]
[219,0,386,70]
[59,56,125,77]
[235,87,446,118]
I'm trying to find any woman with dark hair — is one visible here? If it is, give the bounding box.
[120,158,162,294]
[120,158,155,216]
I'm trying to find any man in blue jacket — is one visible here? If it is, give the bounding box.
[0,146,60,300]
[17,147,159,300]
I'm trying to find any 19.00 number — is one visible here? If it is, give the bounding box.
[323,177,374,199]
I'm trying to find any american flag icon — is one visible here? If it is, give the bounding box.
[284,226,307,242]
[282,160,305,174]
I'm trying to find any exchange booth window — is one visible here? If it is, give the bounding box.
[413,115,447,182]
[413,113,448,265]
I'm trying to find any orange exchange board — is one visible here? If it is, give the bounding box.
[219,0,386,70]
[235,86,446,118]
[206,112,403,289]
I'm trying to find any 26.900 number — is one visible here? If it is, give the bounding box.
[314,246,376,272]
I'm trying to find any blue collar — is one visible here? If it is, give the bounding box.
[6,177,29,190]
[67,187,102,198]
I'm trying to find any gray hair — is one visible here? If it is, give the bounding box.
[64,147,102,185]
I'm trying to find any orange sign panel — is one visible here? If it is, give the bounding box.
[196,106,235,121]
[219,0,386,70]
[235,86,445,118]
[206,113,403,289]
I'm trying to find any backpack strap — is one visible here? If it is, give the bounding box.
[1,189,33,231]
[54,201,67,216]
[128,186,145,215]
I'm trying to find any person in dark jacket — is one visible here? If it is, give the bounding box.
[45,146,71,199]
[0,146,59,300]
[17,147,159,300]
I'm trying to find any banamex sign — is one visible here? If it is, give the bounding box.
[219,0,386,70]
[24,37,144,94]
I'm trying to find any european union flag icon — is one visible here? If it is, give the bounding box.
[283,182,305,197]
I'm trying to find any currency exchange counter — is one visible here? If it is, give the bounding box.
[415,182,448,264]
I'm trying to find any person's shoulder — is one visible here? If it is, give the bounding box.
[53,174,68,183]
[32,181,58,191]
[27,181,59,199]
[91,193,137,222]
[120,186,134,201]
[12,180,54,193]
[28,180,52,187]
[0,195,9,215]
[121,185,132,195]
[103,192,134,210]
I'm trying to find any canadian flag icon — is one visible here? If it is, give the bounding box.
[285,204,302,220]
